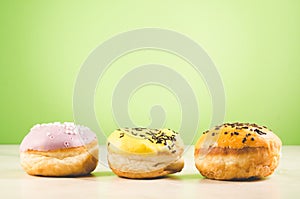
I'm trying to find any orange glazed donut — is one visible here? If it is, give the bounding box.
[194,122,282,180]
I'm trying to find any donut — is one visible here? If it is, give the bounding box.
[107,128,184,179]
[20,122,99,176]
[194,122,282,180]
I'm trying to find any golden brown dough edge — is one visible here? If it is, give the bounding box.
[108,157,184,179]
[20,140,98,177]
[194,146,281,180]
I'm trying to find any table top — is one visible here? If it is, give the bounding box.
[0,145,299,199]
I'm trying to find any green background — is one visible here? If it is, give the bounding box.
[1,0,299,145]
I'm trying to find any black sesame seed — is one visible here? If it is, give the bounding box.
[148,139,154,143]
[212,132,215,136]
[231,132,233,136]
[251,137,255,141]
[252,123,258,127]
[156,140,162,144]
[242,126,248,129]
[254,129,267,135]
[131,131,137,136]
[242,137,247,143]
[234,132,239,135]
[224,132,228,135]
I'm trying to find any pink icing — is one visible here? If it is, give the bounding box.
[20,122,97,152]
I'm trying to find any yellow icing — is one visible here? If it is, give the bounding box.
[107,128,178,155]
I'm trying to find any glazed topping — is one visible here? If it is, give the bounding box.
[123,127,176,143]
[203,122,268,143]
[20,122,97,152]
[222,122,268,144]
[197,122,275,149]
[121,128,178,153]
[107,128,181,154]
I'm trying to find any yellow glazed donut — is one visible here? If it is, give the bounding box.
[107,128,184,178]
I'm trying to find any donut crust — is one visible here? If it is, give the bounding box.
[20,140,98,177]
[109,157,184,179]
[195,146,280,180]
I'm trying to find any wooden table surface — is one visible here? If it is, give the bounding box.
[0,145,299,199]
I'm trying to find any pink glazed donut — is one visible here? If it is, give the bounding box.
[20,122,99,176]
